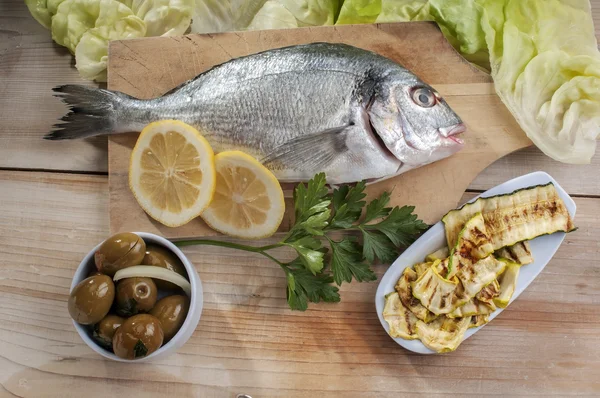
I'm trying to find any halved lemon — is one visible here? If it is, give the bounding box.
[201,151,285,239]
[129,120,216,227]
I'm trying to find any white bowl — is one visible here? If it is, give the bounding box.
[375,171,577,354]
[70,232,203,362]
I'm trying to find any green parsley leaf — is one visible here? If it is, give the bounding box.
[363,191,392,223]
[285,236,326,274]
[293,172,329,222]
[363,205,429,247]
[329,181,367,229]
[292,208,331,237]
[329,237,377,285]
[287,173,331,241]
[285,260,340,311]
[175,174,428,311]
[286,272,307,311]
[361,228,398,264]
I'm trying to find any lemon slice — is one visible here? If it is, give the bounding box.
[129,120,216,227]
[201,151,285,239]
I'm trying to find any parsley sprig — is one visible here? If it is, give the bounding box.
[176,173,428,311]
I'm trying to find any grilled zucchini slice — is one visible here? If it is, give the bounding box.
[494,259,521,308]
[447,298,496,318]
[469,314,490,328]
[416,316,472,353]
[383,292,419,339]
[413,261,433,277]
[475,279,500,304]
[411,264,459,315]
[457,255,507,298]
[425,247,449,262]
[395,268,437,322]
[442,183,575,250]
[496,241,533,265]
[447,213,495,278]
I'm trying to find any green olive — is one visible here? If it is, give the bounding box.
[68,275,115,325]
[94,232,146,276]
[142,244,187,290]
[112,314,164,360]
[115,277,158,316]
[150,295,189,341]
[93,314,125,350]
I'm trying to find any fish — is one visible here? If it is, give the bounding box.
[46,42,465,184]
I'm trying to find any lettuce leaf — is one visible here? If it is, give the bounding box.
[49,0,195,81]
[51,0,141,53]
[25,0,52,29]
[480,0,600,164]
[190,0,340,33]
[75,17,146,81]
[247,1,298,30]
[128,0,194,36]
[277,0,341,26]
[190,0,270,33]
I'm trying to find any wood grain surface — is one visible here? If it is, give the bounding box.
[106,22,531,237]
[1,170,599,397]
[1,0,600,396]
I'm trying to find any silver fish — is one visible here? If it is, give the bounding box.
[47,43,465,184]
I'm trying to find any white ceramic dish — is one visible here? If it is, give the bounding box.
[375,171,576,354]
[70,232,203,362]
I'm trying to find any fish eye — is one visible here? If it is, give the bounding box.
[411,87,436,108]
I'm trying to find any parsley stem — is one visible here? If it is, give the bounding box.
[175,239,266,252]
[173,239,287,269]
[257,243,284,251]
[174,239,282,253]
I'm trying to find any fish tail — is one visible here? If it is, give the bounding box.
[44,85,131,140]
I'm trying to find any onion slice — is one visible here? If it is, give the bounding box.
[113,266,191,296]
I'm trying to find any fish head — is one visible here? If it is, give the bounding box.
[368,74,465,169]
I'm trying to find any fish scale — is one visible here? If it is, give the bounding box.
[47,43,465,184]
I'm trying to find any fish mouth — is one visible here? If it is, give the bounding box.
[438,123,466,145]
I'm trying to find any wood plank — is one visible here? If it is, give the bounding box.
[1,171,599,396]
[0,0,108,172]
[107,22,532,237]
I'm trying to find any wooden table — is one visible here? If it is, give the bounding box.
[1,1,599,396]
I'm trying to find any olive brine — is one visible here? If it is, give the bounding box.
[68,233,191,360]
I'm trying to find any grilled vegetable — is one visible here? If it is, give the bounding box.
[469,314,490,329]
[457,255,507,298]
[447,298,496,318]
[395,268,437,322]
[425,247,449,262]
[416,316,472,353]
[383,292,418,339]
[383,182,576,353]
[411,264,460,315]
[494,259,521,308]
[413,261,433,277]
[434,258,450,276]
[447,213,495,278]
[475,279,500,304]
[496,241,534,265]
[442,183,575,250]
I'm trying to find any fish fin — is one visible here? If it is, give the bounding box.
[261,126,351,172]
[44,85,128,140]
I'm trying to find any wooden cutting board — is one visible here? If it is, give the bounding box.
[107,22,531,238]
